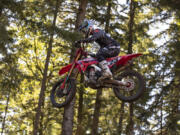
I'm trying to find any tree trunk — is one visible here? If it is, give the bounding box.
[75,0,88,29]
[126,103,134,135]
[126,0,136,134]
[33,0,60,134]
[105,0,112,33]
[69,0,88,61]
[1,90,10,135]
[91,1,112,134]
[61,0,88,135]
[0,2,3,17]
[61,98,76,135]
[75,75,84,135]
[127,0,136,54]
[118,101,125,134]
[91,89,102,135]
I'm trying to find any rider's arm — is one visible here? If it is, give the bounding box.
[80,29,103,43]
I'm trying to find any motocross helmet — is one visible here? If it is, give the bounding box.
[78,20,94,38]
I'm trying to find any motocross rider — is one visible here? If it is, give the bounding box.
[75,20,120,80]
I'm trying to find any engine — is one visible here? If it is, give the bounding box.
[84,64,102,87]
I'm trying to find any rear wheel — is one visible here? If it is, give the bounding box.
[113,70,145,102]
[50,78,76,108]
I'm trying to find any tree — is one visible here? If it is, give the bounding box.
[1,0,180,134]
[61,0,88,135]
[32,0,61,134]
[91,1,113,134]
[125,0,136,135]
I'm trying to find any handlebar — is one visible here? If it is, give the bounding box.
[74,42,83,48]
[73,42,96,58]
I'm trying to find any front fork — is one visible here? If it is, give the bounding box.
[60,52,81,90]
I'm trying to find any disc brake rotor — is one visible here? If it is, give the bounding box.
[120,78,135,91]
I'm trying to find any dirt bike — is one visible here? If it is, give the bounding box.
[50,43,145,108]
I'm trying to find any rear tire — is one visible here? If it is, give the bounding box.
[50,78,76,108]
[113,70,145,102]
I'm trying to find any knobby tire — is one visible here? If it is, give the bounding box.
[113,70,145,102]
[50,78,76,108]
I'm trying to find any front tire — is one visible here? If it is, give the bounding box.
[50,78,76,108]
[113,70,145,102]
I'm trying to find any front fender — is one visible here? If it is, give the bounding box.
[59,59,99,76]
[59,63,73,75]
[58,63,86,76]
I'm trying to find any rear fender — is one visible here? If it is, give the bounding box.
[116,53,142,66]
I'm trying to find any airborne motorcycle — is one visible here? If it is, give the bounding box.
[50,43,145,108]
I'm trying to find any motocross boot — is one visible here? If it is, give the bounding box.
[98,60,112,81]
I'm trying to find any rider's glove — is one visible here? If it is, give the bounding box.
[74,40,82,48]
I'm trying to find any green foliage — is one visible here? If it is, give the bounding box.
[0,0,180,134]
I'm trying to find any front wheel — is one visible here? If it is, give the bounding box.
[113,70,145,102]
[50,78,76,108]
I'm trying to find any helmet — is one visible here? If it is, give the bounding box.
[78,20,94,37]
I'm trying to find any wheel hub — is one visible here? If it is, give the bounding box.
[121,79,135,91]
[56,86,69,98]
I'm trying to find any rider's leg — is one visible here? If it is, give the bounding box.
[96,46,120,80]
[99,60,112,79]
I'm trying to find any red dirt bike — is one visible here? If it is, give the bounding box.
[50,43,145,108]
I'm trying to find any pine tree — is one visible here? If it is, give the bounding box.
[61,0,88,135]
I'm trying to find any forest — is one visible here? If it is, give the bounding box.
[0,0,180,135]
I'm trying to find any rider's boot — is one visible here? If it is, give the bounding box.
[98,60,112,81]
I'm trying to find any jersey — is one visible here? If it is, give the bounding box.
[80,29,120,48]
